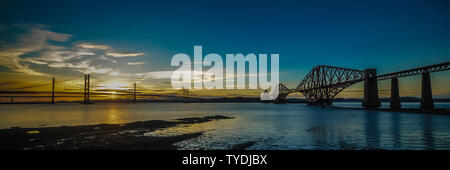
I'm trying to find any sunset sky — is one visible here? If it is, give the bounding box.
[0,0,449,99]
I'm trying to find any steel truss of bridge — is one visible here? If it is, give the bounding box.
[272,61,450,110]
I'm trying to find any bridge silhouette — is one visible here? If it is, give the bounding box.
[273,61,450,110]
[1,61,449,108]
[0,73,193,104]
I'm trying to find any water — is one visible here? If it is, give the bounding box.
[1,103,450,150]
[333,102,450,109]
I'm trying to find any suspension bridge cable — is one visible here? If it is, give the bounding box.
[1,75,84,91]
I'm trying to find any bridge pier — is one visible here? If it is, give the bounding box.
[306,102,315,105]
[319,99,332,106]
[274,95,287,104]
[306,99,332,106]
[420,72,434,110]
[390,77,401,109]
[362,69,380,108]
[325,99,332,105]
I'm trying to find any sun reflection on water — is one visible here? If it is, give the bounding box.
[106,105,122,124]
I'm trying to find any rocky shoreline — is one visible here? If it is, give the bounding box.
[0,115,233,150]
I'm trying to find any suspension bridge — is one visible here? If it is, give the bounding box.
[0,74,190,104]
[272,61,450,110]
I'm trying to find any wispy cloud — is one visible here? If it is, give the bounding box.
[77,43,110,50]
[136,71,173,80]
[127,61,145,65]
[106,52,145,57]
[77,52,96,56]
[0,24,72,76]
[0,24,148,77]
[100,55,117,63]
[22,58,48,65]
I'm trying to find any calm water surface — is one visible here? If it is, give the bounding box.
[1,103,450,150]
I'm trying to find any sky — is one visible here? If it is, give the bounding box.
[0,0,449,99]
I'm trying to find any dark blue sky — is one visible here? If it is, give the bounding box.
[1,0,449,97]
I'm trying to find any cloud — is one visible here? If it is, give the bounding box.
[109,71,121,76]
[47,59,91,69]
[47,59,113,74]
[87,67,113,74]
[22,58,48,65]
[77,52,95,56]
[108,71,134,76]
[106,52,145,57]
[127,61,145,65]
[99,55,117,63]
[77,43,110,50]
[0,24,72,76]
[31,50,79,63]
[136,71,173,80]
[0,24,147,78]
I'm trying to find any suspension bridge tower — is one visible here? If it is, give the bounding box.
[133,82,137,103]
[52,77,55,104]
[82,74,93,104]
[182,88,189,102]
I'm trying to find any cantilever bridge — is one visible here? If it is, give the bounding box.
[273,61,450,109]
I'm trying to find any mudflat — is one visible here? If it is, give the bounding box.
[0,115,233,150]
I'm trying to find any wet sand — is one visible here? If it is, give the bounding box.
[0,115,233,150]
